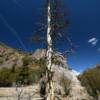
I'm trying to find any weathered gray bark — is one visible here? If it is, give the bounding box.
[46,0,54,100]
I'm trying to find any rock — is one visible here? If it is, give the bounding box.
[48,54,93,100]
[0,43,94,100]
[32,49,46,60]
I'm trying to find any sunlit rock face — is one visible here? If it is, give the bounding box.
[32,49,93,100]
[32,49,68,68]
[52,64,93,100]
[51,54,93,99]
[32,49,46,60]
[0,44,94,100]
[0,43,24,69]
[29,49,94,100]
[66,71,94,100]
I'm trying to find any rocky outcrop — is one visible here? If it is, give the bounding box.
[51,64,93,100]
[0,43,24,69]
[32,49,46,60]
[0,43,94,100]
[67,71,93,100]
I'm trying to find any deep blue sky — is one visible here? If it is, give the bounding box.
[0,0,100,72]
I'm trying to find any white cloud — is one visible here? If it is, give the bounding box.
[88,37,98,46]
[72,70,81,76]
[88,38,96,43]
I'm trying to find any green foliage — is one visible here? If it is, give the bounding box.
[17,66,30,84]
[0,57,3,64]
[17,57,46,84]
[22,56,33,66]
[0,57,46,87]
[0,68,19,86]
[78,64,100,98]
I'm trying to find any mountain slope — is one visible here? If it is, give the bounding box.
[0,43,93,100]
[0,42,25,68]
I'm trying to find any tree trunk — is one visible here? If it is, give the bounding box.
[46,0,54,100]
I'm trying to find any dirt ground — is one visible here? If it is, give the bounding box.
[0,85,42,100]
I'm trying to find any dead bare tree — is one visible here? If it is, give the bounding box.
[15,85,24,100]
[32,0,75,100]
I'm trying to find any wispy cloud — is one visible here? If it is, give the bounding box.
[88,37,98,46]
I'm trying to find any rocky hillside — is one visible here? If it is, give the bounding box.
[0,42,25,69]
[0,43,94,100]
[49,61,93,100]
[0,43,47,86]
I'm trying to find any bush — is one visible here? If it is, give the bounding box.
[0,58,46,87]
[0,68,18,87]
[78,64,100,98]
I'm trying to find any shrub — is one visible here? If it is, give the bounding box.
[78,64,100,98]
[0,58,46,87]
